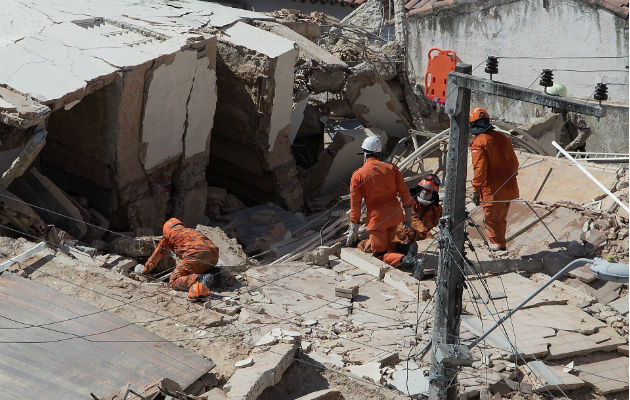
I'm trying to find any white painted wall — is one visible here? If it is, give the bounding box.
[142,50,197,169]
[185,56,217,158]
[406,0,629,103]
[269,49,298,151]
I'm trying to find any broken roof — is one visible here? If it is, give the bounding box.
[0,0,272,119]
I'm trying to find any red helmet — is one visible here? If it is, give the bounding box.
[188,281,210,302]
[418,174,440,192]
[418,179,438,192]
[163,218,183,235]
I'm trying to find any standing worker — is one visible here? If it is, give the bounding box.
[346,136,425,279]
[469,107,520,251]
[143,218,221,301]
[546,83,592,152]
[397,174,443,242]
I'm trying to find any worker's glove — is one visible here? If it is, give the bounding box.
[133,264,144,275]
[142,261,155,275]
[470,190,480,206]
[345,222,359,247]
[403,206,413,229]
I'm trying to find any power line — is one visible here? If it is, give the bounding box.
[497,56,627,60]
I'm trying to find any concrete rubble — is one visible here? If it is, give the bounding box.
[0,1,627,400]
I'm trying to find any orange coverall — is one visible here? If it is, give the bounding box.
[359,200,442,251]
[145,225,219,291]
[470,129,519,248]
[397,200,443,242]
[350,158,413,266]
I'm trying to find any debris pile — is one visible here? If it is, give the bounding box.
[0,1,627,400]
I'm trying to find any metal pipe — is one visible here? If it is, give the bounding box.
[468,258,593,349]
[553,141,629,213]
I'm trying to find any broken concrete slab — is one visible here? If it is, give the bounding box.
[507,151,619,204]
[547,330,625,359]
[108,235,154,258]
[1,124,47,188]
[340,247,387,280]
[576,356,629,394]
[196,224,249,268]
[0,86,50,129]
[9,168,87,239]
[304,128,388,198]
[347,361,382,384]
[342,62,411,138]
[223,343,297,399]
[390,368,429,397]
[526,361,585,392]
[383,268,430,301]
[210,22,303,212]
[593,281,623,304]
[608,295,629,315]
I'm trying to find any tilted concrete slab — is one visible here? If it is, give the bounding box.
[0,273,214,400]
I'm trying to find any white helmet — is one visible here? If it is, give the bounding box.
[361,136,382,153]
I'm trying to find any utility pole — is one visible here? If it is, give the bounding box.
[428,63,472,400]
[426,67,604,399]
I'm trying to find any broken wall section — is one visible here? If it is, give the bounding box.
[41,36,219,232]
[209,22,303,211]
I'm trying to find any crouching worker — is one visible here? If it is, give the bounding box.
[143,218,221,301]
[346,136,425,280]
[396,174,443,242]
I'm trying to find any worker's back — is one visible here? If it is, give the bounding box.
[165,226,217,258]
[350,158,411,231]
[471,130,519,201]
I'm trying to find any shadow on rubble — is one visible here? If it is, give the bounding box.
[258,355,332,399]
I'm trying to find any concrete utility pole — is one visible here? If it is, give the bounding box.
[429,63,472,400]
[428,68,605,400]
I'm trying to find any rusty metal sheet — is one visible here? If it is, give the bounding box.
[0,273,214,399]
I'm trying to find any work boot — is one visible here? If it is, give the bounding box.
[198,269,222,288]
[406,241,418,257]
[400,255,424,281]
[394,241,418,256]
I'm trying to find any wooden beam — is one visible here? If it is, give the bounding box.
[447,72,605,117]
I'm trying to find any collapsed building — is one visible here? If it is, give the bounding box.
[0,0,628,399]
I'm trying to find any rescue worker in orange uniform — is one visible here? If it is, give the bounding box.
[346,136,425,279]
[469,107,520,251]
[397,174,443,242]
[143,218,220,301]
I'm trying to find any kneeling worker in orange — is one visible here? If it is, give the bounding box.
[143,218,221,301]
[469,107,519,251]
[397,174,443,242]
[346,136,425,279]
